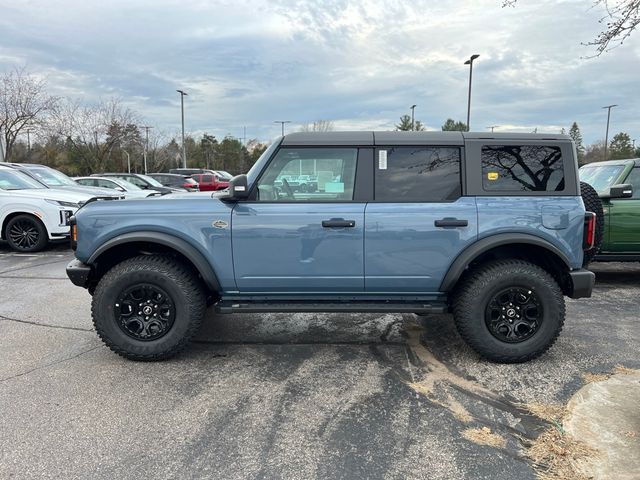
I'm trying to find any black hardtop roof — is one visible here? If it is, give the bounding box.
[581,158,640,168]
[280,131,573,146]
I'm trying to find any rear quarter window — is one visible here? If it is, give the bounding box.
[482,145,565,192]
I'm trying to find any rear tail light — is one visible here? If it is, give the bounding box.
[583,212,596,250]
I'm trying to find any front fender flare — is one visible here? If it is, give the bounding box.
[88,231,221,292]
[439,233,572,292]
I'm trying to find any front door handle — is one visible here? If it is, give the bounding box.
[434,218,468,228]
[322,218,356,228]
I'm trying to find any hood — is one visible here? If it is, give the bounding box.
[4,188,96,204]
[54,184,122,198]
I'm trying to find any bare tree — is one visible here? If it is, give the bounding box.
[0,67,59,160]
[503,1,640,55]
[300,120,334,132]
[51,97,139,173]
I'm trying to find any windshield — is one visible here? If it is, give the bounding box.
[215,171,233,180]
[28,167,77,187]
[247,141,278,186]
[579,165,625,193]
[0,169,47,190]
[137,174,164,187]
[117,179,143,191]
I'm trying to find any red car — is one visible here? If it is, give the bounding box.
[191,173,229,191]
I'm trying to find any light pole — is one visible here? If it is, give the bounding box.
[140,126,153,174]
[274,120,291,136]
[176,90,188,168]
[122,150,131,173]
[602,104,617,161]
[464,54,480,132]
[487,125,499,132]
[410,104,417,131]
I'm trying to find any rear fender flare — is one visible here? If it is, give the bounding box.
[440,233,572,292]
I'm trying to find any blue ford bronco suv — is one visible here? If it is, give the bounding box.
[66,131,596,363]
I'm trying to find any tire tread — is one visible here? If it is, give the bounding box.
[91,255,206,361]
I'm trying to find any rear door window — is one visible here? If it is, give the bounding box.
[374,146,461,202]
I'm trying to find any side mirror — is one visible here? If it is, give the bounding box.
[116,187,125,192]
[226,174,249,200]
[608,183,633,199]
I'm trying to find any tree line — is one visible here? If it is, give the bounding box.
[2,67,637,176]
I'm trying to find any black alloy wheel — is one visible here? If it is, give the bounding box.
[5,215,48,252]
[485,287,542,343]
[115,284,176,341]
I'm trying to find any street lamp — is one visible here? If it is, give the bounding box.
[410,105,417,131]
[140,125,153,174]
[464,54,480,132]
[274,120,291,137]
[602,104,617,161]
[122,149,131,173]
[176,90,188,168]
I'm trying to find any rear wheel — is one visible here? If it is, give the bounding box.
[452,260,565,363]
[92,255,207,361]
[580,181,604,266]
[5,214,48,252]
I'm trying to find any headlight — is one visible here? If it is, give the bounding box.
[45,199,80,208]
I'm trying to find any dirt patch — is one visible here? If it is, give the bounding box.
[528,426,598,480]
[582,372,610,384]
[462,427,506,449]
[518,402,566,423]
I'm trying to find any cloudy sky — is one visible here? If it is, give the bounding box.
[1,0,639,145]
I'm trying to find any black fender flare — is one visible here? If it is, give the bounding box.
[88,231,221,292]
[439,233,572,292]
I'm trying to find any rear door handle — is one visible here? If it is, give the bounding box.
[322,219,356,228]
[434,218,468,228]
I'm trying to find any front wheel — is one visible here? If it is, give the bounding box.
[5,214,48,252]
[92,255,207,361]
[452,260,565,363]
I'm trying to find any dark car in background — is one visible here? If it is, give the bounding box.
[91,173,178,194]
[191,172,229,191]
[169,168,214,176]
[148,173,199,192]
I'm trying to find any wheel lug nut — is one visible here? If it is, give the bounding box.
[138,311,142,315]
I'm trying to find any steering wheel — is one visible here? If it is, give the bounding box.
[281,178,294,198]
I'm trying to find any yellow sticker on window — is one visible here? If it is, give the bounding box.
[487,172,499,181]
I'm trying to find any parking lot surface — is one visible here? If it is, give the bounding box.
[1,243,639,479]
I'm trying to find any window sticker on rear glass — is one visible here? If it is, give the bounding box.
[378,150,387,170]
[487,172,499,181]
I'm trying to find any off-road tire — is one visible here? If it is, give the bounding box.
[452,260,565,363]
[92,255,206,361]
[580,181,604,266]
[5,214,48,252]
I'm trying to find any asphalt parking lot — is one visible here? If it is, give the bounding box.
[1,243,638,479]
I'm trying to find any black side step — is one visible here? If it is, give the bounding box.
[215,301,448,314]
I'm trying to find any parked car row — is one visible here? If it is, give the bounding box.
[0,162,238,252]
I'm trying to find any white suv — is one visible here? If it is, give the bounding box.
[0,166,95,252]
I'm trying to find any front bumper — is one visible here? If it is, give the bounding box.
[568,269,595,299]
[66,259,92,288]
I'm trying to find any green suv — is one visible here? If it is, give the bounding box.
[580,158,640,261]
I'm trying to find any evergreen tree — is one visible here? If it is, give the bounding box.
[568,122,585,164]
[441,118,468,132]
[395,115,425,131]
[609,132,635,160]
